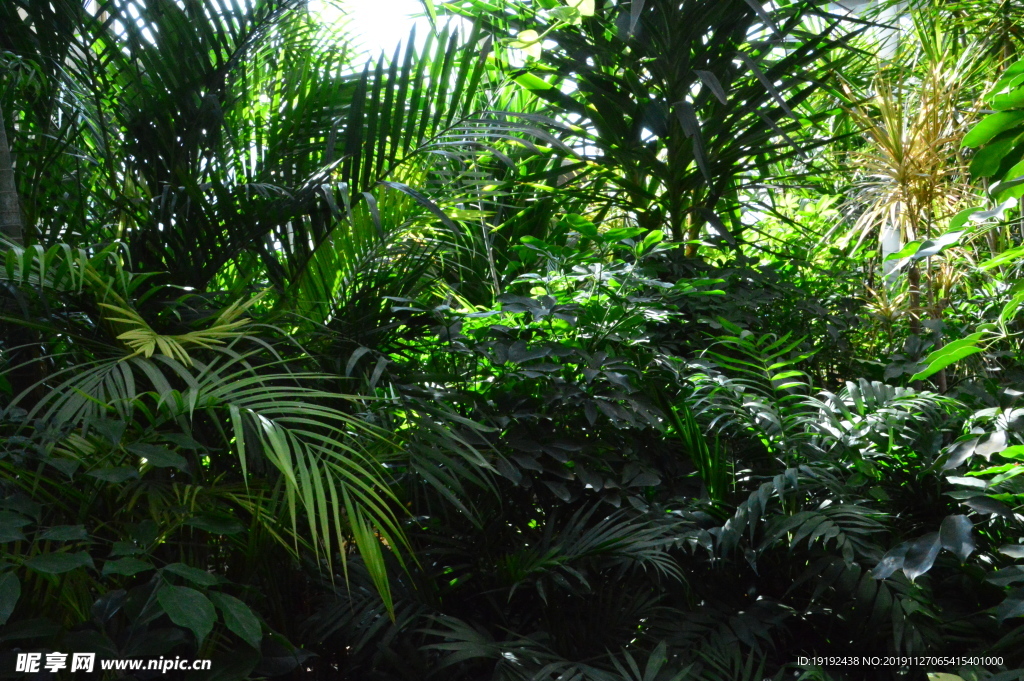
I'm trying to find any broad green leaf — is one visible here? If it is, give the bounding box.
[0,573,20,625]
[641,229,665,251]
[602,227,646,242]
[102,557,154,576]
[157,586,216,646]
[909,333,986,382]
[963,496,1013,517]
[991,87,1024,111]
[999,288,1024,325]
[0,512,30,543]
[163,563,218,586]
[26,551,94,574]
[110,541,144,556]
[883,239,920,262]
[561,213,599,237]
[92,419,126,445]
[939,515,974,561]
[994,60,1024,92]
[209,592,262,649]
[942,438,974,471]
[998,545,1024,559]
[987,566,1024,586]
[902,533,940,581]
[949,206,983,231]
[963,111,1024,148]
[997,597,1024,621]
[910,230,963,261]
[999,445,1024,460]
[970,135,1022,177]
[994,158,1024,199]
[872,543,908,580]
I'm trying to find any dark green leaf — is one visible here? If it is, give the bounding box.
[209,592,262,649]
[26,551,94,574]
[999,545,1024,559]
[964,496,1014,518]
[0,573,20,626]
[91,419,126,445]
[110,541,145,556]
[902,533,940,581]
[939,515,974,561]
[157,585,216,646]
[997,593,1024,621]
[163,563,219,586]
[942,437,980,470]
[988,566,1024,586]
[102,557,154,576]
[0,511,30,543]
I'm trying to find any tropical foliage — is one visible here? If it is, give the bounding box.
[4,0,1024,680]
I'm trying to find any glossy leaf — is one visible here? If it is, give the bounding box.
[939,515,974,561]
[962,111,1024,148]
[902,533,941,582]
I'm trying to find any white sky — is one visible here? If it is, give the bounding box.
[310,0,431,57]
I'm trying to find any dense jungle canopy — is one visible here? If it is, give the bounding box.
[4,0,1024,679]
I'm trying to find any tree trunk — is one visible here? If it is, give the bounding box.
[0,101,23,246]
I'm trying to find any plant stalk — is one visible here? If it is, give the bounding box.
[0,101,23,246]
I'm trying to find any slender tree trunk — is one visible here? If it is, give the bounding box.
[0,101,23,246]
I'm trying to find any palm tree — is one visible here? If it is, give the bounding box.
[0,0,538,623]
[447,0,856,254]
